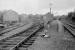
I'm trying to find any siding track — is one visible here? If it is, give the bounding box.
[0,24,27,36]
[0,23,44,50]
[62,21,75,37]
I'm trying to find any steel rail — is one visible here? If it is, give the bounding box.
[0,23,43,50]
[63,23,75,37]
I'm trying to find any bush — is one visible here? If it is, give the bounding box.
[67,12,75,22]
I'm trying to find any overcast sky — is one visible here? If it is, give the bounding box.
[0,0,75,15]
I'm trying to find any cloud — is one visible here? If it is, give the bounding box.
[0,0,39,14]
[53,8,74,16]
[35,8,74,16]
[0,0,75,15]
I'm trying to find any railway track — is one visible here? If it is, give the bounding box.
[63,20,75,28]
[0,23,21,31]
[0,23,33,41]
[62,22,75,37]
[0,24,30,36]
[0,23,44,50]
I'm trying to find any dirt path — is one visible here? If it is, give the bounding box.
[28,20,75,50]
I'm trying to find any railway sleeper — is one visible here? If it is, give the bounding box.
[5,39,19,40]
[18,47,27,50]
[0,40,20,43]
[31,36,38,38]
[18,35,30,37]
[21,45,29,48]
[5,39,22,42]
[28,38,36,41]
[0,46,15,50]
[0,42,18,45]
[0,48,9,50]
[7,37,25,41]
[0,45,15,48]
[26,41,34,43]
[0,42,19,45]
[5,37,24,40]
[23,42,31,45]
[0,43,16,45]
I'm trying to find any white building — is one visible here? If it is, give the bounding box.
[3,10,19,22]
